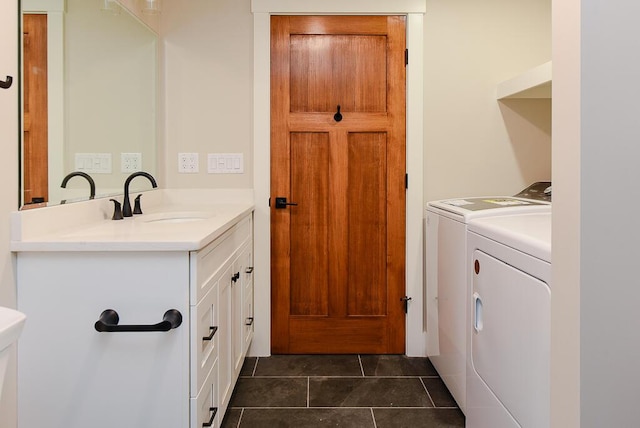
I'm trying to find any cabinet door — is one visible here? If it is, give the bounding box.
[191,281,219,396]
[241,244,254,352]
[232,253,244,379]
[17,252,190,428]
[243,286,254,352]
[217,263,234,415]
[191,358,219,428]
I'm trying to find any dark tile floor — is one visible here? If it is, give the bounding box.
[221,355,465,428]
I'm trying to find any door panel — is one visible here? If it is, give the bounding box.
[290,132,330,316]
[271,15,406,354]
[290,35,387,113]
[347,132,387,316]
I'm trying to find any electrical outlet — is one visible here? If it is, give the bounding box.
[178,153,199,173]
[121,153,142,173]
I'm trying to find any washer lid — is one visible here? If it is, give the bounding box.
[427,197,550,221]
[439,197,544,211]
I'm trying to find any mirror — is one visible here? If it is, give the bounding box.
[21,0,158,208]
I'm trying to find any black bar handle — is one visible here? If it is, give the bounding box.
[232,272,240,283]
[203,407,218,427]
[275,197,298,209]
[0,76,13,89]
[246,317,254,326]
[95,309,182,332]
[245,266,254,274]
[203,326,218,341]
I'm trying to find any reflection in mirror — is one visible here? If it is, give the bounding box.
[21,0,157,209]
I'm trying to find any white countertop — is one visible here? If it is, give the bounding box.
[11,189,255,252]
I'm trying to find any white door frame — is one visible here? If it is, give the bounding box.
[251,0,426,356]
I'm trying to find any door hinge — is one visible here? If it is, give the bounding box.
[405,49,409,66]
[401,296,412,314]
[405,173,409,189]
[268,197,271,207]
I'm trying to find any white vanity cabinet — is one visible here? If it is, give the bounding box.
[16,213,254,428]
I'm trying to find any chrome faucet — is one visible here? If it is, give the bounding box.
[122,171,157,217]
[60,171,96,203]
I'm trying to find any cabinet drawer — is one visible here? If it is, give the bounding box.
[241,244,254,293]
[190,215,252,305]
[243,287,254,350]
[191,283,219,396]
[190,359,219,428]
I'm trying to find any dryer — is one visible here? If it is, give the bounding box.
[465,212,551,428]
[425,193,550,413]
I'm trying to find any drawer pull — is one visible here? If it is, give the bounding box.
[203,407,218,427]
[245,267,254,274]
[94,309,182,333]
[245,317,254,326]
[203,326,218,341]
[232,272,240,283]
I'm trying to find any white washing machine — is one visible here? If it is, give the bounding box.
[465,212,551,428]
[425,187,551,413]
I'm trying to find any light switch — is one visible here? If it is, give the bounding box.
[208,156,218,171]
[208,153,244,174]
[75,153,112,174]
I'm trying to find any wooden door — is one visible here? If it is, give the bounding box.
[271,16,406,354]
[23,14,49,204]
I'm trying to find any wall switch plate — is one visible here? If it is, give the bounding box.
[75,153,112,174]
[178,152,199,173]
[208,153,244,174]
[121,153,142,173]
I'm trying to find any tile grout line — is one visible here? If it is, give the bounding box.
[370,408,378,428]
[251,357,259,377]
[240,375,432,379]
[358,354,365,377]
[235,408,244,428]
[307,376,310,408]
[231,406,458,410]
[419,377,436,407]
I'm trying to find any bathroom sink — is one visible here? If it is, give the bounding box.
[0,307,26,351]
[137,211,215,224]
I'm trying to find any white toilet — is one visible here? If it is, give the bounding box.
[0,307,26,400]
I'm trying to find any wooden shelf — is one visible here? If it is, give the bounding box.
[497,61,552,99]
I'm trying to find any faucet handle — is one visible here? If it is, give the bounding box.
[110,199,123,220]
[133,194,143,215]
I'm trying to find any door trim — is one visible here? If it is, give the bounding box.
[251,2,426,357]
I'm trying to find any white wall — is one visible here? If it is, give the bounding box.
[424,0,551,202]
[0,1,20,426]
[551,0,581,426]
[580,1,640,426]
[161,0,254,189]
